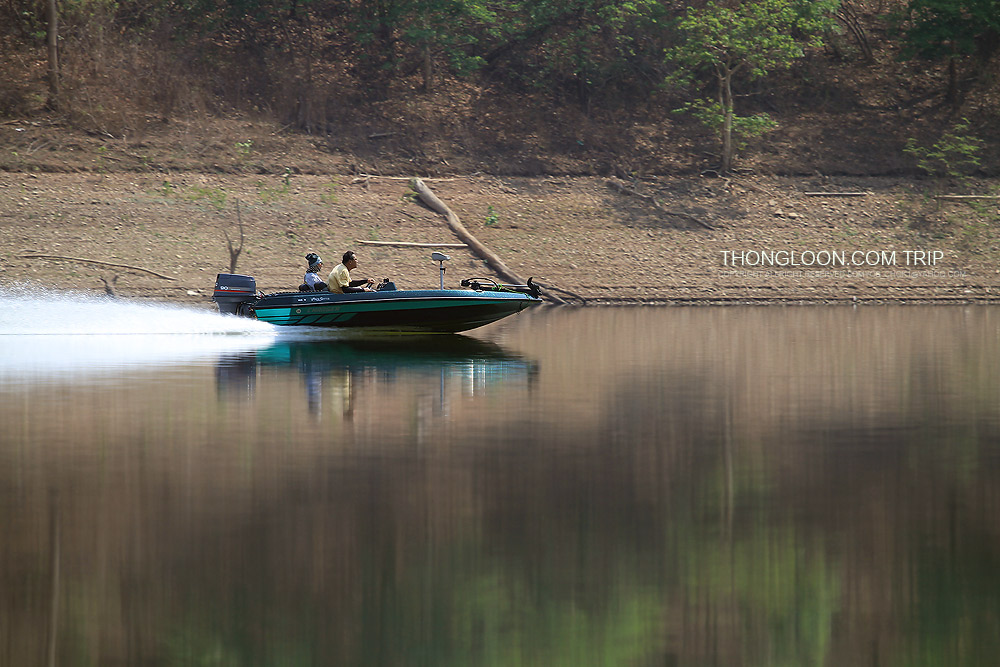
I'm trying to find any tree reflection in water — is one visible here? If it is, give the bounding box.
[2,307,1000,665]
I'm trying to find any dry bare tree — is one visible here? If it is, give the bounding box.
[223,199,246,274]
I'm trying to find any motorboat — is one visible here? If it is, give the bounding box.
[212,265,543,333]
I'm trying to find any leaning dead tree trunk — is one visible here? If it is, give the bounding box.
[409,177,564,303]
[410,178,525,285]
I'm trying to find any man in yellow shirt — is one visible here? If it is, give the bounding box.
[328,250,375,293]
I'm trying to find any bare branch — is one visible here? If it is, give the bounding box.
[223,199,246,274]
[20,254,176,280]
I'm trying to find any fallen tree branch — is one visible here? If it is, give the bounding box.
[353,174,456,183]
[19,254,176,280]
[933,195,1000,201]
[409,177,566,304]
[606,180,715,230]
[607,179,655,203]
[733,179,767,193]
[356,240,468,248]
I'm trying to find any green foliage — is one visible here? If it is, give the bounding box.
[665,0,838,170]
[904,118,983,178]
[234,140,253,158]
[352,0,498,79]
[673,98,777,150]
[488,0,667,103]
[894,0,1000,61]
[484,204,499,226]
[61,0,120,24]
[0,0,46,41]
[308,0,670,102]
[666,0,837,87]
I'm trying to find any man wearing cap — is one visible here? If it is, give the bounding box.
[300,253,328,291]
[328,250,375,293]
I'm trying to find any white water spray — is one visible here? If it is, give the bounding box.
[0,283,273,335]
[0,284,277,380]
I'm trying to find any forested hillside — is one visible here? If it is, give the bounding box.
[2,0,999,176]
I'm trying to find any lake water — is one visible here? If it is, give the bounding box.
[2,289,1000,666]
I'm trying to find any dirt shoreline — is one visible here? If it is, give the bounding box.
[3,171,999,308]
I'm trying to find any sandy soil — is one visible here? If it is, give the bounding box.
[3,170,999,308]
[2,117,999,307]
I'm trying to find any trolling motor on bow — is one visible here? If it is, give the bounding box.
[461,277,541,298]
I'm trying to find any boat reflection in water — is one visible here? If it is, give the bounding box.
[216,334,538,419]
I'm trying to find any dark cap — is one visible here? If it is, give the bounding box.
[306,253,322,270]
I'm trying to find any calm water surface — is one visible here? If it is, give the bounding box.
[2,290,1000,666]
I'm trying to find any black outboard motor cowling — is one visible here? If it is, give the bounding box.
[213,273,257,315]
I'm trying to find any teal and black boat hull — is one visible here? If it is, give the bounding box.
[213,274,542,333]
[251,289,539,332]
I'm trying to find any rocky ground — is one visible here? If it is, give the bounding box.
[2,119,1000,308]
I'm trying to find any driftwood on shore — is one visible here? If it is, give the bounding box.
[933,195,1000,201]
[19,254,176,280]
[409,177,527,286]
[408,177,567,304]
[352,174,456,183]
[803,191,869,197]
[356,240,468,248]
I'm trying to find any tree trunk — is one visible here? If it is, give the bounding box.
[45,0,59,109]
[836,2,873,62]
[420,14,433,92]
[947,55,958,105]
[719,69,735,173]
[422,45,434,92]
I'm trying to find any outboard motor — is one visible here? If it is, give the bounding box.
[213,273,257,315]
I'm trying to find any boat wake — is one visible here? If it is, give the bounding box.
[0,284,277,381]
[0,283,274,336]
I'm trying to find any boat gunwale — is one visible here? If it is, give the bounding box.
[252,289,542,309]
